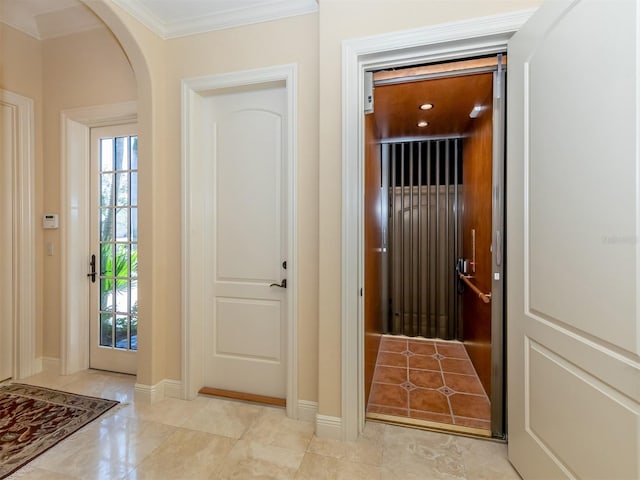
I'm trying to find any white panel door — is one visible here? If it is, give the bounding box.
[507,1,640,478]
[203,83,287,399]
[0,103,14,382]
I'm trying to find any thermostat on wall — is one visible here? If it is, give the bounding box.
[42,214,59,229]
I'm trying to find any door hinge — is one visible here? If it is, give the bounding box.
[364,71,374,114]
[496,53,503,99]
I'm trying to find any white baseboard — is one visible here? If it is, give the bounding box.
[297,400,318,423]
[134,381,165,403]
[135,378,183,402]
[163,379,183,399]
[315,414,342,440]
[33,357,43,375]
[40,357,60,374]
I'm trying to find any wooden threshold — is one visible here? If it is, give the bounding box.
[367,412,492,439]
[199,387,286,407]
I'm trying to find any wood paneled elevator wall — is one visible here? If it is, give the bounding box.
[461,91,494,395]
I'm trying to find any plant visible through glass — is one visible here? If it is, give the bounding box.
[99,135,138,350]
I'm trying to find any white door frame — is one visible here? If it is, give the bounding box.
[60,101,137,375]
[340,10,535,441]
[182,64,299,418]
[0,89,36,379]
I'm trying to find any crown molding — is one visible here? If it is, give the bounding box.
[113,0,318,40]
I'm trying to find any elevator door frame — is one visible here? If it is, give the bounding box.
[339,11,533,441]
[370,62,506,437]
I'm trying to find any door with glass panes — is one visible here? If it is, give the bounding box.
[89,124,138,374]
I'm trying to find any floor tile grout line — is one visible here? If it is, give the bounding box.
[434,342,456,424]
[405,349,410,411]
[455,339,491,400]
[371,335,490,427]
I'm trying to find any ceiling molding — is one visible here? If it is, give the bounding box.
[112,0,318,40]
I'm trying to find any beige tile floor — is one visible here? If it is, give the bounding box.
[5,369,521,479]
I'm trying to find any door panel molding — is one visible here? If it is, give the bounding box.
[341,10,535,441]
[60,101,137,375]
[182,64,298,418]
[0,89,36,379]
[508,0,640,478]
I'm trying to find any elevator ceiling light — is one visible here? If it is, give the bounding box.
[417,121,429,127]
[469,105,484,118]
[419,103,434,110]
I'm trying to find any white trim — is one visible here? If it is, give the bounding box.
[134,381,165,403]
[133,378,182,402]
[113,0,318,40]
[297,400,318,423]
[60,101,137,376]
[340,10,536,441]
[163,379,183,399]
[182,64,299,417]
[315,414,343,440]
[0,89,37,380]
[40,357,60,373]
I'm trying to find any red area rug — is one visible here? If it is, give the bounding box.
[0,383,118,478]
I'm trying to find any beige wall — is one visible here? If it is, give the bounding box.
[86,2,321,396]
[91,0,170,386]
[163,15,320,398]
[7,1,320,398]
[3,0,544,417]
[41,26,137,359]
[0,24,44,359]
[317,0,543,416]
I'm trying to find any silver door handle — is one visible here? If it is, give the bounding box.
[269,279,287,288]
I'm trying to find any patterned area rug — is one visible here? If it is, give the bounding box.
[0,383,118,478]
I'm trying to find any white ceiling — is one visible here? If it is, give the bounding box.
[0,0,103,40]
[0,0,318,40]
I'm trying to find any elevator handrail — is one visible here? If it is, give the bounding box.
[458,272,491,304]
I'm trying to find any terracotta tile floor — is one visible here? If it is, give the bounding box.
[367,335,491,431]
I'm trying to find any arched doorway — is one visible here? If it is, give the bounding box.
[56,0,157,390]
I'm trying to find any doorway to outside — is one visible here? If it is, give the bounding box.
[363,55,506,438]
[89,123,139,375]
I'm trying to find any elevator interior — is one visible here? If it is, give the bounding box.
[363,56,505,438]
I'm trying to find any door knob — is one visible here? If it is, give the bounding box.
[269,279,287,288]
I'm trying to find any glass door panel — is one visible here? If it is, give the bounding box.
[90,124,138,374]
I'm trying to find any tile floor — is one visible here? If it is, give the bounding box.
[4,368,519,479]
[367,335,491,432]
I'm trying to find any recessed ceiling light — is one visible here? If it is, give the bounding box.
[417,121,429,127]
[419,103,434,110]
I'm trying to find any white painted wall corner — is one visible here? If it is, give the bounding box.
[135,378,183,403]
[315,414,343,440]
[297,400,318,423]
